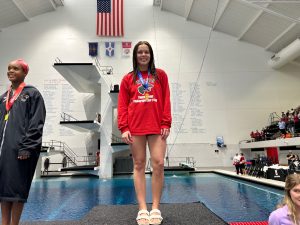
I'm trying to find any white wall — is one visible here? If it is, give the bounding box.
[1,0,300,174]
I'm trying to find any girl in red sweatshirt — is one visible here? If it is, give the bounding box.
[118,41,171,225]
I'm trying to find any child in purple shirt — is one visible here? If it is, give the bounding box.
[269,174,300,225]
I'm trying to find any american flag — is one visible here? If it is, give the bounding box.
[97,0,124,37]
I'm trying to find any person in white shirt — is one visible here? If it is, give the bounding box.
[233,153,241,175]
[278,119,286,137]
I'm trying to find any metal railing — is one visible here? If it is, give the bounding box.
[60,112,78,122]
[42,140,97,167]
[147,156,196,171]
[42,140,65,152]
[268,112,281,125]
[111,134,124,144]
[54,57,62,63]
[94,57,113,75]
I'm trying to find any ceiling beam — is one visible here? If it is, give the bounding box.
[248,1,300,3]
[236,0,300,24]
[237,1,270,40]
[52,0,64,7]
[264,23,296,50]
[184,0,194,19]
[49,0,57,10]
[212,0,230,29]
[153,0,161,7]
[12,0,29,21]
[290,60,300,68]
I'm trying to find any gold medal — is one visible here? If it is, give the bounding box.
[145,93,149,100]
[4,113,9,121]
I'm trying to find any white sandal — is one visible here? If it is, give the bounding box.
[136,209,150,225]
[149,209,163,225]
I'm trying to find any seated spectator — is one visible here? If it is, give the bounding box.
[269,174,300,225]
[255,130,261,141]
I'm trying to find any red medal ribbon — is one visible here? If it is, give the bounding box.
[5,82,26,112]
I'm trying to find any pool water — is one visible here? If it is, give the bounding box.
[17,173,283,222]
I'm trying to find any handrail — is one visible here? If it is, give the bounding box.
[60,112,78,122]
[165,157,196,166]
[111,134,124,144]
[55,57,62,63]
[147,156,196,170]
[42,140,98,167]
[95,57,113,75]
[268,112,281,125]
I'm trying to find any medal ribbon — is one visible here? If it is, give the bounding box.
[137,70,150,90]
[5,82,26,112]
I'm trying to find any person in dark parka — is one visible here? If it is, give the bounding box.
[0,59,46,225]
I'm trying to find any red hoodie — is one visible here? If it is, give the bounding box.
[118,68,172,135]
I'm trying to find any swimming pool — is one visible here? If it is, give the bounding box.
[13,173,283,222]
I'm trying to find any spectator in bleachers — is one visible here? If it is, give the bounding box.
[261,128,266,141]
[287,113,295,136]
[294,112,299,123]
[278,118,286,138]
[255,130,261,141]
[263,126,273,140]
[286,110,290,117]
[283,114,289,123]
[269,173,300,225]
[250,131,255,142]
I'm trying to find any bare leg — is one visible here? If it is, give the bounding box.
[11,202,24,225]
[148,134,166,223]
[1,201,12,225]
[130,135,148,224]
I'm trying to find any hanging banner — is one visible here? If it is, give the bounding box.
[105,42,115,57]
[122,41,132,57]
[88,42,98,57]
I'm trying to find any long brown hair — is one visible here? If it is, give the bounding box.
[280,174,300,225]
[132,41,157,82]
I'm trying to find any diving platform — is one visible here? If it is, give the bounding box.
[60,120,101,132]
[58,165,99,176]
[53,63,101,93]
[239,137,300,149]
